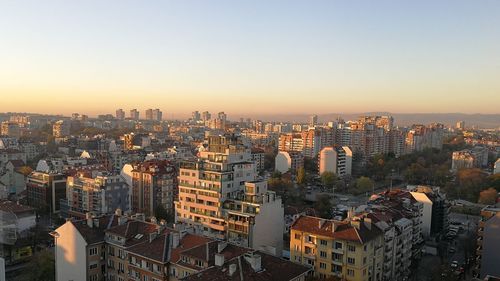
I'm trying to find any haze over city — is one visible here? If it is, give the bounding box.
[1,1,500,281]
[1,0,500,115]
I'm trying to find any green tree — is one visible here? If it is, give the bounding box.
[24,250,55,281]
[320,171,337,190]
[354,176,374,194]
[315,194,333,219]
[297,167,306,185]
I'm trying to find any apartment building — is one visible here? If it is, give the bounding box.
[130,109,140,120]
[250,147,265,172]
[66,171,130,217]
[0,121,21,138]
[290,215,384,281]
[53,120,70,138]
[175,134,284,255]
[131,160,177,217]
[318,146,353,178]
[26,171,67,213]
[477,206,500,278]
[451,146,489,171]
[275,151,304,174]
[116,109,125,120]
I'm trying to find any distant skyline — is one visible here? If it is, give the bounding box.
[1,0,499,115]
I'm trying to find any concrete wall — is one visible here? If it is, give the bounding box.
[55,222,88,281]
[275,152,291,174]
[252,194,284,256]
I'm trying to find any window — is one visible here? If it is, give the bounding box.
[347,269,355,276]
[89,247,98,256]
[195,260,204,267]
[363,257,367,265]
[320,251,327,258]
[89,263,98,270]
[320,262,327,269]
[347,257,355,265]
[320,239,328,246]
[294,233,301,240]
[332,264,342,273]
[364,245,368,251]
[334,242,343,250]
[89,275,98,281]
[348,245,356,252]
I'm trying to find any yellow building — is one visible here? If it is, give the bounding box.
[290,215,384,281]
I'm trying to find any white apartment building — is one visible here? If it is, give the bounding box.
[318,146,352,177]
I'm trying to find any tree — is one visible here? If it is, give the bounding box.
[321,172,337,190]
[154,204,172,223]
[353,176,374,194]
[478,188,498,205]
[315,195,333,219]
[23,250,55,281]
[297,167,306,185]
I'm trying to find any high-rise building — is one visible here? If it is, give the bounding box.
[131,160,177,217]
[152,108,162,121]
[192,111,201,121]
[115,109,125,120]
[175,134,284,254]
[310,114,318,126]
[456,121,465,130]
[52,120,70,138]
[130,109,139,120]
[275,151,304,174]
[145,108,153,120]
[290,215,384,281]
[318,146,353,178]
[201,111,211,122]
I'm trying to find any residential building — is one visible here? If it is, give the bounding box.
[66,171,130,217]
[131,160,177,217]
[275,151,304,174]
[53,120,70,138]
[201,111,211,122]
[477,207,500,278]
[407,185,450,236]
[153,108,162,121]
[318,146,353,178]
[0,122,21,138]
[145,108,154,120]
[175,134,284,255]
[451,146,489,171]
[494,158,500,174]
[130,109,140,120]
[290,215,384,281]
[26,171,67,213]
[250,147,265,172]
[116,109,125,120]
[310,115,318,127]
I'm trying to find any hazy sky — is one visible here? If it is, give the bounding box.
[1,0,499,117]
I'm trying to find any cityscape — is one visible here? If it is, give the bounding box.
[1,1,500,281]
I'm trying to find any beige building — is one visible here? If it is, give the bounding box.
[52,120,70,138]
[290,215,384,281]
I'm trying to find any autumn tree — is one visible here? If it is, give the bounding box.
[296,167,306,185]
[478,188,498,205]
[321,171,337,190]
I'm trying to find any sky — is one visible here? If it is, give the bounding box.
[0,0,499,118]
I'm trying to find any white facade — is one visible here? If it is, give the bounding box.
[318,146,352,177]
[494,158,500,174]
[410,192,433,238]
[275,151,292,174]
[54,222,88,281]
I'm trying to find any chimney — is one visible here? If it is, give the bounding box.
[205,243,210,262]
[364,217,372,230]
[172,232,180,248]
[115,208,122,216]
[151,216,157,225]
[245,253,262,272]
[217,242,227,253]
[149,232,157,243]
[215,253,225,266]
[118,216,128,225]
[86,213,93,228]
[228,263,237,276]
